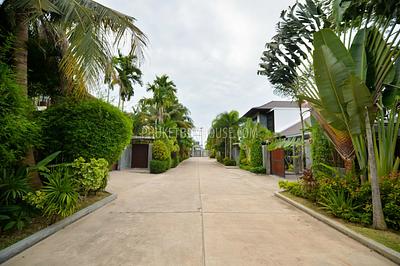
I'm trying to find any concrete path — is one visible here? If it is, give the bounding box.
[4,158,394,266]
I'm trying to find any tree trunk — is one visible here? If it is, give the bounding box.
[14,13,28,95]
[14,12,41,188]
[366,109,387,230]
[298,100,306,172]
[344,159,353,173]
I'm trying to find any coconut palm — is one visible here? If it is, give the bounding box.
[0,0,146,96]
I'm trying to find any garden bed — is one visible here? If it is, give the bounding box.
[0,191,111,251]
[278,191,400,254]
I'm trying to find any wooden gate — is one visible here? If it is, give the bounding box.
[271,149,285,177]
[131,144,149,168]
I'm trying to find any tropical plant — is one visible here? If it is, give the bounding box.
[259,0,400,230]
[146,75,177,124]
[207,110,242,159]
[104,51,143,109]
[41,169,79,218]
[319,188,360,220]
[0,0,146,96]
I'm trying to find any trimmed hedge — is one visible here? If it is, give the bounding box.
[250,141,263,167]
[152,140,170,161]
[150,160,170,174]
[223,157,236,166]
[41,99,132,164]
[171,157,180,168]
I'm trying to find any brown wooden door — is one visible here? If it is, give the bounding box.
[271,149,285,177]
[131,144,149,168]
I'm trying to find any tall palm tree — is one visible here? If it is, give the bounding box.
[146,75,177,124]
[1,0,146,96]
[104,51,143,110]
[212,111,242,158]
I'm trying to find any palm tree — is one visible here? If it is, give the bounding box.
[1,0,146,96]
[146,75,177,124]
[212,111,242,159]
[105,51,143,110]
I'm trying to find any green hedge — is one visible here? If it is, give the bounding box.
[171,157,180,168]
[41,99,132,164]
[250,141,263,167]
[223,157,236,166]
[150,160,170,174]
[152,140,170,161]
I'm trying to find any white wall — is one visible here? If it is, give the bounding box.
[273,108,310,133]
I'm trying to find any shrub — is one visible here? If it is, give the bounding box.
[152,140,170,161]
[239,148,247,164]
[41,99,132,164]
[381,175,400,230]
[216,155,223,163]
[0,61,39,168]
[250,141,263,167]
[171,157,180,168]
[250,166,266,174]
[149,160,170,174]
[223,157,236,166]
[71,157,109,195]
[279,181,305,198]
[209,150,216,158]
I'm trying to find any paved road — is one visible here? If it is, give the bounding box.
[4,158,394,265]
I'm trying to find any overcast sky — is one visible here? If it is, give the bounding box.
[97,0,296,144]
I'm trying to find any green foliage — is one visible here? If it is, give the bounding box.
[41,99,132,164]
[0,58,39,168]
[0,168,31,205]
[250,141,263,167]
[319,188,361,220]
[250,166,266,174]
[149,160,170,174]
[41,169,79,218]
[152,140,170,161]
[71,157,109,195]
[381,175,400,230]
[171,157,180,168]
[239,149,247,165]
[223,157,236,166]
[310,122,335,175]
[279,181,305,198]
[0,168,32,231]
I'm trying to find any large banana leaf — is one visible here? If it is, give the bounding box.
[349,29,368,82]
[342,75,372,135]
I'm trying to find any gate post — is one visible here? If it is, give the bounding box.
[263,145,271,175]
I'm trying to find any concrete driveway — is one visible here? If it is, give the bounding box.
[4,158,394,265]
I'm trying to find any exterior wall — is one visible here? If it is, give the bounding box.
[118,145,132,170]
[273,108,308,133]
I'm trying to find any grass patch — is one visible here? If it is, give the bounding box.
[0,191,110,251]
[280,191,400,253]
